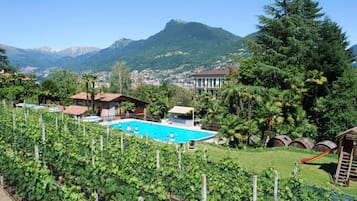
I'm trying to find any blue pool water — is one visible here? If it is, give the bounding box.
[82,116,102,122]
[111,120,215,143]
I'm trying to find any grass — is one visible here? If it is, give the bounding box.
[195,143,357,196]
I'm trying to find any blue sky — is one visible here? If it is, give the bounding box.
[1,0,356,50]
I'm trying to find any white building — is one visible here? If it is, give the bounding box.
[192,68,233,97]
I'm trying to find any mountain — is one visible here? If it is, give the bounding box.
[31,47,57,54]
[2,19,248,72]
[109,38,133,49]
[64,19,246,72]
[0,44,61,68]
[0,44,100,69]
[57,47,100,57]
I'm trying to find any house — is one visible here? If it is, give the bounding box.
[192,67,234,97]
[64,92,148,120]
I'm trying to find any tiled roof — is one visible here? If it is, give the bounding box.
[97,93,123,102]
[63,105,88,115]
[70,92,98,100]
[70,92,149,104]
[192,68,232,77]
[70,92,122,102]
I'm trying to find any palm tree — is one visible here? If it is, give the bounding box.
[220,81,244,117]
[259,88,282,142]
[82,74,97,114]
[245,85,264,120]
[89,75,97,114]
[82,74,91,111]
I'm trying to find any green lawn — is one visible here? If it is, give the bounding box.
[195,143,357,196]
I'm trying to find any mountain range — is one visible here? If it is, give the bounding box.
[1,19,248,73]
[1,19,356,73]
[0,44,100,68]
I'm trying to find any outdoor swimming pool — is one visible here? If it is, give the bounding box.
[82,116,102,122]
[111,120,215,144]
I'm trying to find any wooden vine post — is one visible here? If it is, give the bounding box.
[294,162,298,178]
[0,174,3,187]
[106,124,110,140]
[121,132,124,153]
[39,114,42,126]
[203,145,207,160]
[12,111,16,149]
[42,123,46,144]
[64,122,67,132]
[156,150,160,170]
[42,123,46,164]
[100,135,104,157]
[34,145,39,162]
[274,171,278,201]
[95,191,99,201]
[202,174,207,201]
[90,138,98,201]
[83,124,86,136]
[91,139,96,168]
[24,107,27,122]
[178,149,182,172]
[12,111,16,131]
[55,116,58,129]
[253,175,257,201]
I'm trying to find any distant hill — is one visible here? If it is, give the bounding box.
[2,19,249,72]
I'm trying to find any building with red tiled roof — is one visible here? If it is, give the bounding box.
[69,92,148,120]
[192,67,235,97]
[63,105,88,116]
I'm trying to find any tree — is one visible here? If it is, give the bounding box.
[239,0,354,141]
[147,98,169,120]
[316,66,357,141]
[110,61,131,94]
[46,70,79,106]
[0,48,16,73]
[220,80,244,116]
[218,114,259,147]
[170,86,194,107]
[195,92,224,130]
[39,79,60,104]
[256,0,323,69]
[0,48,9,69]
[119,101,136,116]
[82,74,97,114]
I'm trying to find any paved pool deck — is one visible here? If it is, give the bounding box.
[0,188,14,201]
